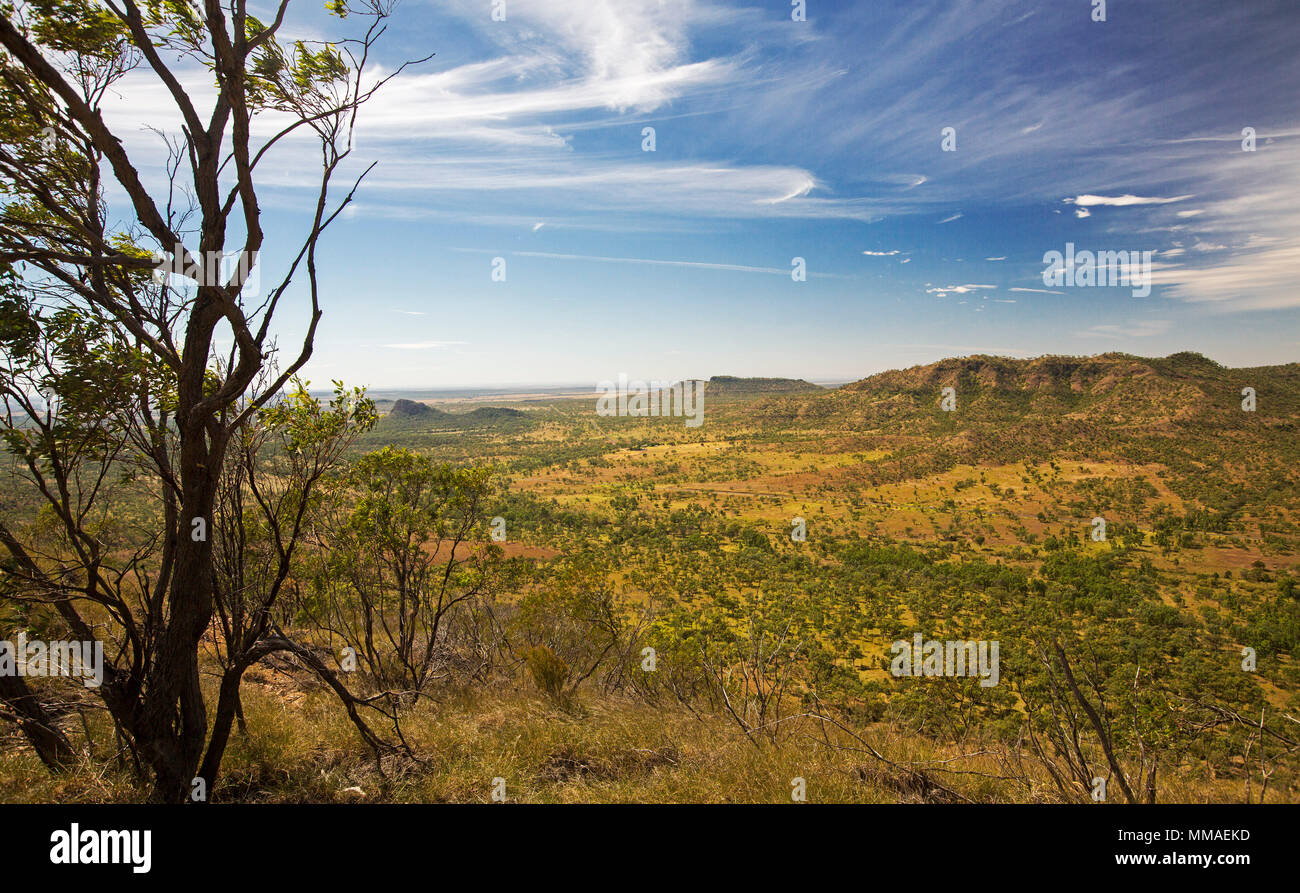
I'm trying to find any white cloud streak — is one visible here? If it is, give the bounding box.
[383,340,469,350]
[1065,194,1194,208]
[512,250,847,278]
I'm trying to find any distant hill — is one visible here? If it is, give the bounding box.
[841,352,1234,397]
[739,352,1300,509]
[706,375,823,397]
[817,352,1298,427]
[377,399,528,431]
[389,398,443,419]
[829,352,1300,429]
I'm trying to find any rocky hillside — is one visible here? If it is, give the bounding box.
[732,352,1299,515]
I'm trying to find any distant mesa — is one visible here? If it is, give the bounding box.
[706,375,823,396]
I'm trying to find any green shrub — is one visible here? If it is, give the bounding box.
[525,645,570,702]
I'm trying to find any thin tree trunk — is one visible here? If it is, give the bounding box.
[1053,640,1138,804]
[0,671,75,771]
[196,665,246,800]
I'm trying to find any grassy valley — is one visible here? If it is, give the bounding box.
[8,352,1294,803]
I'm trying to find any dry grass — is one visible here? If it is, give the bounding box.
[1,669,1274,804]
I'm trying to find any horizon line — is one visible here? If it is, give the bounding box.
[321,349,1296,395]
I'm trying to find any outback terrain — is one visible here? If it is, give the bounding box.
[4,351,1297,803]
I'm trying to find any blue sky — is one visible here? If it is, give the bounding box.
[110,0,1300,387]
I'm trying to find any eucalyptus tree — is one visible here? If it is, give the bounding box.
[306,446,497,700]
[0,0,421,800]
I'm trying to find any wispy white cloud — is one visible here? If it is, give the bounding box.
[898,343,1035,358]
[511,250,849,278]
[926,283,995,297]
[94,0,1300,316]
[1141,137,1300,310]
[335,157,882,222]
[101,0,853,228]
[1065,194,1194,208]
[383,340,469,350]
[434,0,741,112]
[1079,320,1171,338]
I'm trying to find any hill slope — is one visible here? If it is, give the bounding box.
[728,352,1298,518]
